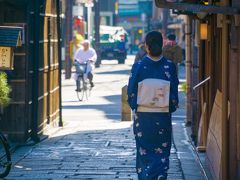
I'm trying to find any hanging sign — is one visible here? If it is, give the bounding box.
[75,0,93,4]
[0,47,13,70]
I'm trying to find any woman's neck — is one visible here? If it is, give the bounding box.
[148,55,162,61]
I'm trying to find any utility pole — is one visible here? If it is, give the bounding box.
[94,0,101,67]
[162,8,169,37]
[32,0,40,142]
[65,0,73,79]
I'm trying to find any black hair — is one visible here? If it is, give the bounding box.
[167,34,176,41]
[145,31,163,57]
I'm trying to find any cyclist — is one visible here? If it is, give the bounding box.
[73,40,97,91]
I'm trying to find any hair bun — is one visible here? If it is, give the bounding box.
[145,31,163,57]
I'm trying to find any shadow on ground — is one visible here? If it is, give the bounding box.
[63,95,121,121]
[8,127,137,180]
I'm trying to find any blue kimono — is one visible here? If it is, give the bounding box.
[127,56,179,180]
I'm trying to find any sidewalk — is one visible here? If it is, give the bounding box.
[173,65,209,180]
[7,58,207,179]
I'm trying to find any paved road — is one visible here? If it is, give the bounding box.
[6,56,204,180]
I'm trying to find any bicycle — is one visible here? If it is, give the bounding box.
[0,132,11,178]
[74,61,92,101]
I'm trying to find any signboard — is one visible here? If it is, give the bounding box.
[118,0,140,16]
[155,0,240,15]
[75,0,93,4]
[0,47,13,70]
[73,5,84,16]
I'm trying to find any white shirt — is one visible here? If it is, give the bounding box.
[73,47,97,74]
[146,55,163,62]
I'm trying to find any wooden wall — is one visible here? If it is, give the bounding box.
[197,13,240,180]
[199,14,225,179]
[228,17,240,180]
[0,0,60,142]
[0,1,30,141]
[37,0,60,134]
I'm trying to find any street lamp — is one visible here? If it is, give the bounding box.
[200,23,208,40]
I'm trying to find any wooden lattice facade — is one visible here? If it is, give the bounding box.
[0,0,62,142]
[195,13,240,180]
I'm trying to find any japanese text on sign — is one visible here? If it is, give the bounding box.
[0,47,12,69]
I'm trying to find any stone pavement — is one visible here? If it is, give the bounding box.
[6,57,207,180]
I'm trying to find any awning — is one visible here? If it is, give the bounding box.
[0,26,23,47]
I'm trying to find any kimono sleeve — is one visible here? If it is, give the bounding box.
[127,62,141,111]
[169,63,179,113]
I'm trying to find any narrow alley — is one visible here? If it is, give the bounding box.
[6,56,205,180]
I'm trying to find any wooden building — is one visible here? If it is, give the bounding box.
[0,0,62,142]
[155,0,240,179]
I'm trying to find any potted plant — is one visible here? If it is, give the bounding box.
[0,72,11,108]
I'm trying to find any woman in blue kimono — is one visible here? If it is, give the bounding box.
[127,31,179,180]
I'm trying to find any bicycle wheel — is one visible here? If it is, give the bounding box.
[0,134,11,178]
[76,76,85,101]
[84,80,92,100]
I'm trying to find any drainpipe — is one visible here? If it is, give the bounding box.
[47,17,51,124]
[185,15,192,126]
[31,0,40,142]
[191,20,199,143]
[56,0,63,127]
